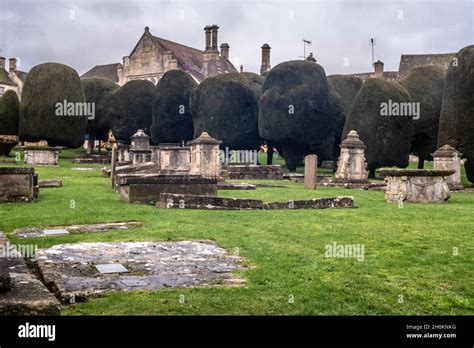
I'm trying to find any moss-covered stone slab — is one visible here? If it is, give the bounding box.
[0,232,61,315]
[12,221,142,239]
[33,240,248,302]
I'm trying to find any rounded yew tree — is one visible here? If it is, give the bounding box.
[190,72,263,150]
[399,65,446,168]
[342,78,414,177]
[19,63,87,148]
[0,90,20,135]
[258,60,343,170]
[438,45,474,182]
[328,75,363,115]
[151,70,197,144]
[82,78,119,141]
[99,79,155,143]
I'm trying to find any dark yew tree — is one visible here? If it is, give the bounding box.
[328,74,363,165]
[258,60,343,171]
[0,90,20,135]
[342,78,414,177]
[438,45,474,183]
[190,72,263,150]
[19,63,87,148]
[399,65,446,168]
[151,70,197,144]
[98,79,155,143]
[82,78,119,152]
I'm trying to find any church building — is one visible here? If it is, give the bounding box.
[82,25,238,85]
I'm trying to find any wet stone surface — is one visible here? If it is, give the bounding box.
[34,240,248,302]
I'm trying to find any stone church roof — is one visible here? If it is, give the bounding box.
[0,68,15,86]
[81,63,120,82]
[149,35,237,81]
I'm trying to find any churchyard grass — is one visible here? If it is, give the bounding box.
[0,149,473,315]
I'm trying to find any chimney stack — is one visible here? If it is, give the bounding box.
[220,43,229,60]
[0,57,5,70]
[204,25,212,51]
[260,44,271,75]
[9,58,17,72]
[240,65,244,73]
[374,60,384,78]
[211,25,219,52]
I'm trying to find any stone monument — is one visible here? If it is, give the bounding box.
[379,169,454,203]
[24,146,60,165]
[130,129,152,165]
[188,132,222,178]
[432,145,463,190]
[335,130,368,184]
[304,154,317,189]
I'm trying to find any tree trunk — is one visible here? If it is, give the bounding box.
[417,157,424,169]
[267,143,274,165]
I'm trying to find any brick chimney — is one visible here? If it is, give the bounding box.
[260,44,271,75]
[9,58,17,72]
[211,25,219,52]
[204,25,212,51]
[374,60,384,78]
[220,43,229,60]
[0,57,5,70]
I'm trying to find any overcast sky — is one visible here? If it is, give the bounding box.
[0,0,472,76]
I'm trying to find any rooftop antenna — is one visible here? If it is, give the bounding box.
[299,39,312,59]
[369,38,376,66]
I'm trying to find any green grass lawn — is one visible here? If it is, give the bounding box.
[0,148,473,315]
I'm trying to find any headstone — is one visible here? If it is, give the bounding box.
[321,160,334,170]
[304,155,317,189]
[110,142,118,188]
[335,130,369,183]
[432,145,463,190]
[159,144,191,173]
[95,264,129,274]
[38,180,63,188]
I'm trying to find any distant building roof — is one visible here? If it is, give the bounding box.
[81,63,120,82]
[0,68,15,85]
[14,70,28,83]
[397,53,455,79]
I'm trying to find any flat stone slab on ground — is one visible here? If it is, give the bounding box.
[13,221,142,239]
[71,167,99,171]
[34,240,248,302]
[217,182,256,190]
[43,229,70,236]
[38,179,63,188]
[0,232,61,315]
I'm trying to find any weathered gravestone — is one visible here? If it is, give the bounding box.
[432,145,464,190]
[379,169,454,203]
[0,167,39,202]
[304,154,318,189]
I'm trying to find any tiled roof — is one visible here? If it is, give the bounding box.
[0,68,15,86]
[150,35,237,81]
[81,63,120,82]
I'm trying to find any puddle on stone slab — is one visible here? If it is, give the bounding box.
[96,264,129,274]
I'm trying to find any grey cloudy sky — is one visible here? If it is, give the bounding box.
[0,0,472,76]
